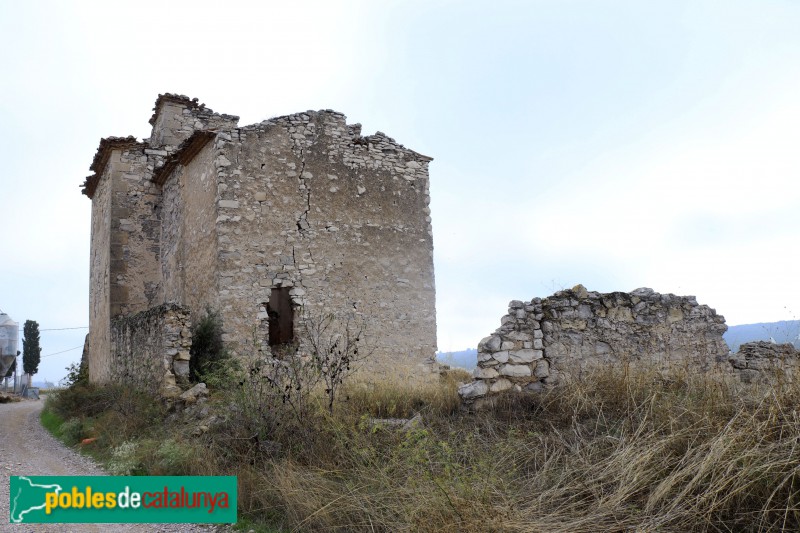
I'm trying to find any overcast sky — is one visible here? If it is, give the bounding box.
[1,0,799,382]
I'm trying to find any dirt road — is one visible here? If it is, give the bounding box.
[0,399,221,533]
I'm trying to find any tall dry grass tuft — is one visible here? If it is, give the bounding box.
[493,365,800,532]
[341,368,466,420]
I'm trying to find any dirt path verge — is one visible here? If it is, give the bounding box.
[0,399,224,533]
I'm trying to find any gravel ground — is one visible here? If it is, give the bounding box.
[0,399,231,533]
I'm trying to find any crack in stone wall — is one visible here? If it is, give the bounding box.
[296,149,311,234]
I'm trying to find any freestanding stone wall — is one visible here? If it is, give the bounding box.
[459,285,729,402]
[110,304,192,395]
[728,341,800,384]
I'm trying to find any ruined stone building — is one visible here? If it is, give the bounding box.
[82,94,437,391]
[459,284,800,405]
[459,285,730,403]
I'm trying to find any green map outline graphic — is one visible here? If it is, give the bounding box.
[10,476,63,523]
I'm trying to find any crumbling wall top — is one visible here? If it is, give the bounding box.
[82,96,431,200]
[149,94,202,125]
[80,136,144,198]
[728,341,800,384]
[148,93,239,127]
[148,93,236,125]
[245,109,433,162]
[735,341,798,360]
[148,93,238,150]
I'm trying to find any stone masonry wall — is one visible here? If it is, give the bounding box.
[728,341,800,384]
[85,95,239,385]
[85,144,170,382]
[157,110,438,381]
[109,145,163,317]
[85,94,438,389]
[87,159,112,383]
[459,285,729,402]
[161,141,220,314]
[110,303,192,394]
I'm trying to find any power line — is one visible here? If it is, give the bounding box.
[40,327,89,331]
[41,345,84,358]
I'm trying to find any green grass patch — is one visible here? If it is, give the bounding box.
[39,404,65,437]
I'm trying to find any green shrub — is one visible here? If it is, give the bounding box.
[58,418,84,445]
[48,382,163,452]
[108,441,142,476]
[50,383,127,420]
[61,359,88,388]
[198,350,242,391]
[189,309,229,383]
[155,439,194,475]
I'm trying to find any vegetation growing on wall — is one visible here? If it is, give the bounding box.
[189,309,227,383]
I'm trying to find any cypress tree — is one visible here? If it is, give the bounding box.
[22,320,41,383]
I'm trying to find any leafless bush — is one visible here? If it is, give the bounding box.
[300,309,372,414]
[222,309,372,455]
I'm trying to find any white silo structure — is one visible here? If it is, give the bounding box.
[0,311,19,379]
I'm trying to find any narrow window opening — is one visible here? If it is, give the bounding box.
[267,287,294,346]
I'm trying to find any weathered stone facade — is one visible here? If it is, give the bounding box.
[109,304,191,395]
[83,94,437,390]
[459,285,729,402]
[728,341,800,384]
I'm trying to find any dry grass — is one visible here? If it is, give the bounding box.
[496,373,800,532]
[251,366,799,532]
[46,363,800,532]
[339,368,467,419]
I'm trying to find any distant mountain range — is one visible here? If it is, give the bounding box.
[436,349,478,370]
[0,379,57,390]
[724,320,800,352]
[438,320,800,371]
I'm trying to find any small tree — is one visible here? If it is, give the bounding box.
[229,310,371,448]
[301,309,371,414]
[22,320,41,387]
